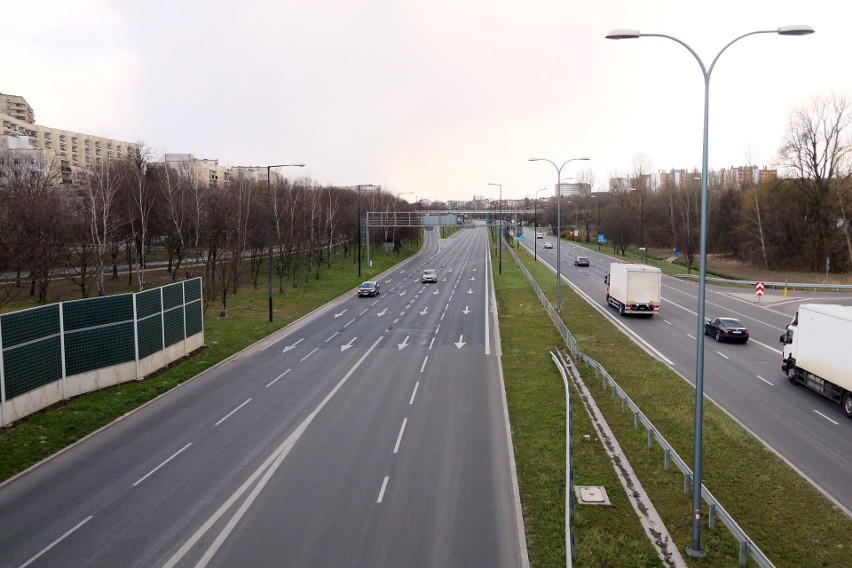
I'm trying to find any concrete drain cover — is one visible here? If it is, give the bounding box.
[575,485,611,506]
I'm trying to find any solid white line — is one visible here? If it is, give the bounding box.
[716,351,730,360]
[133,443,193,487]
[167,336,386,568]
[377,476,390,503]
[409,382,419,404]
[345,318,356,328]
[485,233,491,356]
[420,356,428,373]
[215,399,252,426]
[300,347,319,362]
[20,515,94,568]
[813,410,840,425]
[325,331,339,343]
[266,369,290,388]
[393,418,408,454]
[756,375,774,386]
[429,337,435,350]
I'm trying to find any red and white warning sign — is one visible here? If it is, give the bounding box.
[755,282,765,297]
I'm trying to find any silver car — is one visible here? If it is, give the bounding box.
[422,269,438,283]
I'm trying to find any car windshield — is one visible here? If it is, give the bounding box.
[424,270,435,276]
[578,257,588,261]
[719,318,743,328]
[360,282,375,289]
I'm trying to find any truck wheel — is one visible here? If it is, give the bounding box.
[843,393,852,419]
[715,331,722,342]
[619,303,625,316]
[786,365,798,385]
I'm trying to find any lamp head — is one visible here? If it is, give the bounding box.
[606,29,640,40]
[778,25,814,36]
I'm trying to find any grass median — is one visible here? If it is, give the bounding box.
[501,241,852,567]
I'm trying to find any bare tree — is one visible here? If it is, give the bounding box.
[80,157,125,296]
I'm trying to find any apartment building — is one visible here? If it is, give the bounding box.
[0,93,34,124]
[164,154,230,188]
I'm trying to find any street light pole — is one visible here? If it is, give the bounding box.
[592,193,603,251]
[528,157,590,313]
[487,183,502,274]
[267,163,305,323]
[607,24,813,558]
[534,187,547,261]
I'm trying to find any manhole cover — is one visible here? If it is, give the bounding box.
[575,485,611,505]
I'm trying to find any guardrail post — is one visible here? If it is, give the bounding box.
[664,449,670,471]
[739,541,748,567]
[621,396,626,414]
[611,385,617,401]
[647,428,655,449]
[708,503,716,529]
[684,473,692,496]
[633,410,639,432]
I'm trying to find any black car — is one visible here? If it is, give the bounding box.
[574,256,590,267]
[704,317,749,343]
[358,281,380,297]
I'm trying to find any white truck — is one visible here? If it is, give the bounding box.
[604,263,661,316]
[780,304,852,419]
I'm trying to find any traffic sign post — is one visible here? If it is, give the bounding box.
[755,281,764,301]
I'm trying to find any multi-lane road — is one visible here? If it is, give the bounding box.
[0,224,528,567]
[521,230,852,516]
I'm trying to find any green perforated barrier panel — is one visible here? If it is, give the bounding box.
[4,336,63,398]
[63,295,133,332]
[64,323,135,376]
[1,305,60,349]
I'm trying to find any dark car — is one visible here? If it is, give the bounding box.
[358,281,380,297]
[574,256,590,267]
[704,317,749,343]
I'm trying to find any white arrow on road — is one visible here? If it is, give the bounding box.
[385,279,392,283]
[398,336,410,350]
[399,290,407,297]
[472,267,477,272]
[454,335,466,349]
[283,338,304,353]
[334,309,348,318]
[466,288,474,294]
[377,308,388,317]
[341,337,357,352]
[433,289,439,295]
[470,276,475,281]
[420,307,429,315]
[463,306,471,314]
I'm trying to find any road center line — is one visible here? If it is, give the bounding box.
[133,443,193,487]
[266,369,290,388]
[393,418,408,454]
[409,382,419,404]
[377,476,390,503]
[215,399,252,426]
[20,515,94,568]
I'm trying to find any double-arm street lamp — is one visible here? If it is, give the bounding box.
[533,187,547,261]
[607,24,813,558]
[487,182,502,274]
[267,164,306,323]
[528,157,589,313]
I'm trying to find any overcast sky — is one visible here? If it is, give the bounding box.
[7,0,849,202]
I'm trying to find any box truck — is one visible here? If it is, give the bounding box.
[780,304,852,419]
[604,263,661,316]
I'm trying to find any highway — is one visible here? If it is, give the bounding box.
[521,230,852,516]
[0,224,527,567]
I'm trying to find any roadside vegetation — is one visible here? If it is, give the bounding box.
[498,241,852,567]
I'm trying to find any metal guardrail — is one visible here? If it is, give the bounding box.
[551,352,574,568]
[675,273,852,292]
[503,239,775,568]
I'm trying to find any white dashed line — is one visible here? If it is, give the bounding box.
[813,410,839,425]
[20,516,94,568]
[393,418,408,454]
[301,347,319,361]
[215,399,252,426]
[420,356,428,373]
[429,337,435,350]
[756,375,774,386]
[716,351,730,360]
[409,382,419,404]
[266,369,290,388]
[134,443,193,486]
[325,331,339,343]
[377,476,390,503]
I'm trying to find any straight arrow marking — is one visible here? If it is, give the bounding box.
[454,335,465,349]
[341,337,357,352]
[283,338,304,353]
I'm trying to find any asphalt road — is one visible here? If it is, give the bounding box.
[0,224,527,567]
[520,230,852,516]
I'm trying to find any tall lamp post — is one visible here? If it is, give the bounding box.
[592,192,604,251]
[533,187,547,261]
[630,188,645,263]
[528,157,589,313]
[487,183,502,274]
[267,163,305,323]
[607,24,813,558]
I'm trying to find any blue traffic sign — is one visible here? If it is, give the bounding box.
[597,234,606,244]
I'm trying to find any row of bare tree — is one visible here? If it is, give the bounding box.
[0,146,418,312]
[524,92,852,274]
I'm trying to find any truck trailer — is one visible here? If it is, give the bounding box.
[780,304,852,419]
[604,263,661,316]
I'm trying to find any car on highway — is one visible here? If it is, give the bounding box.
[543,242,553,249]
[574,256,590,267]
[704,317,749,343]
[358,281,380,297]
[536,234,544,239]
[422,269,438,283]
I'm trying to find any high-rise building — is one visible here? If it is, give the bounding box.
[0,93,34,124]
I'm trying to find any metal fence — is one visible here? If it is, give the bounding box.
[504,240,774,568]
[675,273,852,293]
[0,278,204,426]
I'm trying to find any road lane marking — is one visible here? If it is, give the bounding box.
[813,410,839,425]
[345,318,356,328]
[440,313,445,321]
[133,443,193,487]
[20,516,93,568]
[359,309,369,316]
[300,347,319,361]
[215,399,252,426]
[166,336,386,568]
[325,331,339,343]
[664,320,672,325]
[393,419,408,454]
[420,356,428,373]
[686,334,696,340]
[756,375,774,386]
[409,382,419,404]
[377,476,390,503]
[429,337,435,350]
[282,338,304,353]
[716,351,730,360]
[266,369,291,388]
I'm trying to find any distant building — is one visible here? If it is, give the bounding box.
[556,182,590,198]
[0,93,34,124]
[164,154,230,188]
